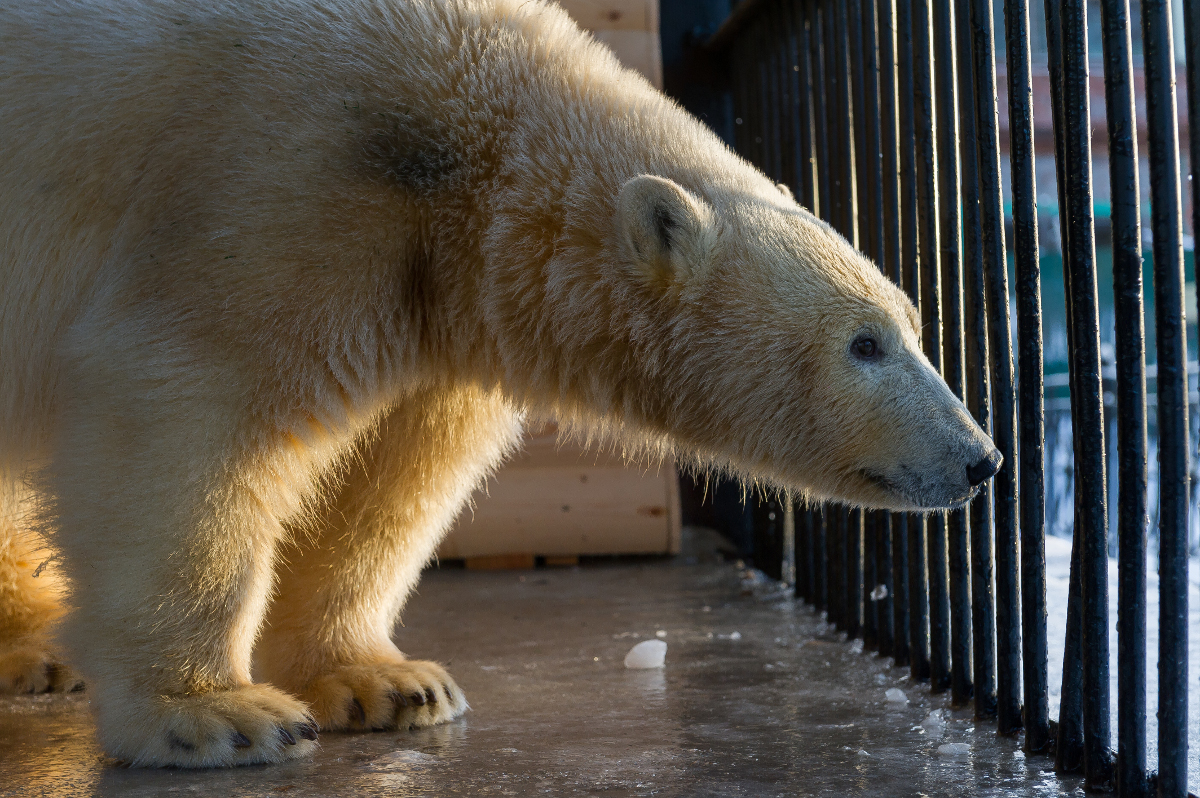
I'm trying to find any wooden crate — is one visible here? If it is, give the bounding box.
[558,0,662,87]
[438,425,682,561]
[437,0,668,565]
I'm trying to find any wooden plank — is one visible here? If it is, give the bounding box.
[591,29,663,88]
[464,553,536,570]
[439,464,674,558]
[557,0,656,33]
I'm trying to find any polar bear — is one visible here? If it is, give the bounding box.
[0,0,1000,768]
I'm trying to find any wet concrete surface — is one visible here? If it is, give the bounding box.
[1,543,1086,797]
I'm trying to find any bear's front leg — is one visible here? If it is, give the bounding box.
[257,385,521,732]
[47,338,329,767]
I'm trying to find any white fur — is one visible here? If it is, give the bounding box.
[0,0,996,767]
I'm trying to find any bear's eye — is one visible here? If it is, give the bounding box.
[853,336,879,360]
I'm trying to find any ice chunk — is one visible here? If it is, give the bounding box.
[624,639,667,669]
[850,639,864,653]
[870,584,889,601]
[655,630,667,638]
[937,743,970,757]
[874,673,889,685]
[920,709,946,737]
[885,688,908,703]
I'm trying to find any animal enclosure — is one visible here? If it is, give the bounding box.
[681,0,1198,794]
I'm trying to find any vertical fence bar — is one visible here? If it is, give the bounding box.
[898,0,932,681]
[809,0,831,222]
[1004,0,1050,754]
[851,0,872,257]
[815,503,828,613]
[1097,0,1149,786]
[932,0,971,706]
[848,508,864,638]
[824,0,844,235]
[914,0,951,693]
[825,501,844,624]
[833,0,856,245]
[862,0,894,659]
[967,0,1022,735]
[954,0,997,719]
[1188,0,1200,326]
[795,0,817,212]
[1140,1,1191,795]
[877,0,911,671]
[1060,0,1114,784]
[777,0,794,187]
[1041,0,1085,772]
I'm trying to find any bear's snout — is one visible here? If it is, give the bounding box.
[966,448,1003,487]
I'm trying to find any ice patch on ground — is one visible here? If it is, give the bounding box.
[624,639,667,669]
[885,688,908,704]
[937,743,970,758]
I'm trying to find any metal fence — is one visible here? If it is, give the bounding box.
[698,0,1198,794]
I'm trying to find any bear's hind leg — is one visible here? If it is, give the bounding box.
[257,385,521,732]
[0,476,82,693]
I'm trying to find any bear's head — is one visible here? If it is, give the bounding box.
[614,174,1000,512]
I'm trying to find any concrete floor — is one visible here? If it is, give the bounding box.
[1,533,1087,797]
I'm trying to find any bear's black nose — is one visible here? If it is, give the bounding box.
[966,449,1004,487]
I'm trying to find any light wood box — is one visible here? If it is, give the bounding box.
[438,425,682,561]
[558,0,663,88]
[437,0,668,564]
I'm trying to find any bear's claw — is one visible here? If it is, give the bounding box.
[304,659,467,732]
[0,642,84,694]
[107,683,319,767]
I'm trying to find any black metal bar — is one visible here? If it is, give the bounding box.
[932,0,970,707]
[913,0,950,693]
[966,0,1021,736]
[864,511,879,650]
[815,503,828,613]
[954,0,996,721]
[1189,0,1200,329]
[861,0,891,658]
[794,0,817,211]
[833,0,856,244]
[1059,0,1114,784]
[824,0,844,234]
[1140,2,1191,795]
[1040,0,1085,772]
[809,0,831,223]
[1097,0,1149,786]
[828,503,842,628]
[897,0,930,681]
[1004,0,1051,754]
[876,0,910,671]
[847,508,863,639]
[876,512,894,657]
[850,0,873,262]
[778,1,798,194]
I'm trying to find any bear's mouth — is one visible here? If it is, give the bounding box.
[858,469,979,511]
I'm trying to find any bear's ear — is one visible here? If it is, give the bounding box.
[617,175,718,285]
[776,182,794,201]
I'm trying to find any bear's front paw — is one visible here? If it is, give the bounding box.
[0,640,84,694]
[105,683,318,767]
[303,659,467,732]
